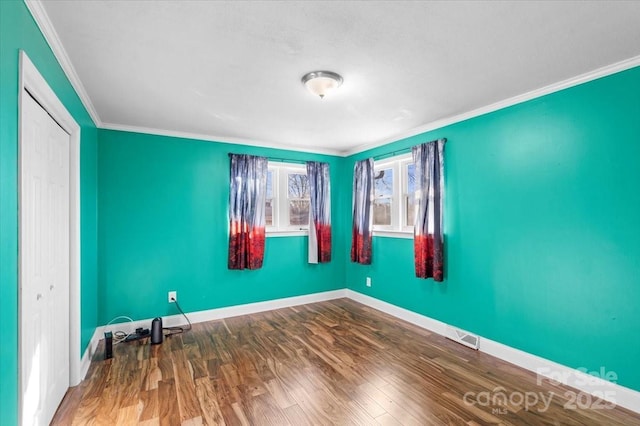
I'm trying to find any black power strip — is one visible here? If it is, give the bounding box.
[123,327,150,342]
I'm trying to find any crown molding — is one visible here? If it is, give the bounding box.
[342,55,640,157]
[99,122,345,157]
[24,0,102,126]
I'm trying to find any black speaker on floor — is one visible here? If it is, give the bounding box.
[104,331,113,359]
[151,317,163,345]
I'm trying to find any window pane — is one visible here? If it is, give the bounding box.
[265,199,273,226]
[406,163,416,227]
[373,198,392,226]
[266,170,273,198]
[289,199,309,226]
[288,173,309,198]
[405,196,415,227]
[374,168,393,197]
[407,163,415,194]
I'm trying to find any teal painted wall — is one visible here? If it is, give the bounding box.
[0,1,99,423]
[344,67,640,392]
[97,130,346,324]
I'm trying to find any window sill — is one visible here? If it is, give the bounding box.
[373,230,413,239]
[266,229,308,238]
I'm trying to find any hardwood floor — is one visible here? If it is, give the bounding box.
[52,298,640,425]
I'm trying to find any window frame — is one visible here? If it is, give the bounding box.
[266,162,309,237]
[373,153,414,238]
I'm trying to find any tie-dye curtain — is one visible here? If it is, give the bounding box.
[412,139,446,281]
[307,162,331,263]
[350,158,374,264]
[228,154,268,270]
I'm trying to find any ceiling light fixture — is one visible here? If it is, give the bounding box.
[301,71,343,99]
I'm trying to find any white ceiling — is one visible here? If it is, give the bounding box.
[37,0,640,155]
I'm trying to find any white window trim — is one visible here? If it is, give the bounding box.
[401,160,416,233]
[374,230,414,239]
[267,230,308,237]
[373,153,414,238]
[266,162,309,237]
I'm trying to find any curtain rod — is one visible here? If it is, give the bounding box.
[227,153,307,165]
[372,138,447,161]
[373,147,412,161]
[266,157,307,165]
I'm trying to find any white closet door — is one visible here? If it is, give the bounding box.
[20,92,70,426]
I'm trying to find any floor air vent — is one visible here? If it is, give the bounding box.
[445,326,480,350]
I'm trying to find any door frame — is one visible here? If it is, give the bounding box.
[18,50,81,419]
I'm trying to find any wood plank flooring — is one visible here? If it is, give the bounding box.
[52,298,640,425]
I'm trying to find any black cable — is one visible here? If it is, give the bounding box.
[173,299,192,331]
[162,298,192,336]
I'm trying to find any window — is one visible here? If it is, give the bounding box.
[373,153,415,236]
[266,162,309,235]
[266,170,274,226]
[405,163,416,228]
[373,167,393,226]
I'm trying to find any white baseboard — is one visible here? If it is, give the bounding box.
[347,289,450,334]
[346,289,640,414]
[79,328,103,380]
[160,289,348,328]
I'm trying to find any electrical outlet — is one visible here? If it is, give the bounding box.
[366,277,371,287]
[168,291,177,303]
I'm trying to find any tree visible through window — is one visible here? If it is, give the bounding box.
[266,170,274,226]
[405,163,416,227]
[374,168,393,226]
[288,173,309,226]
